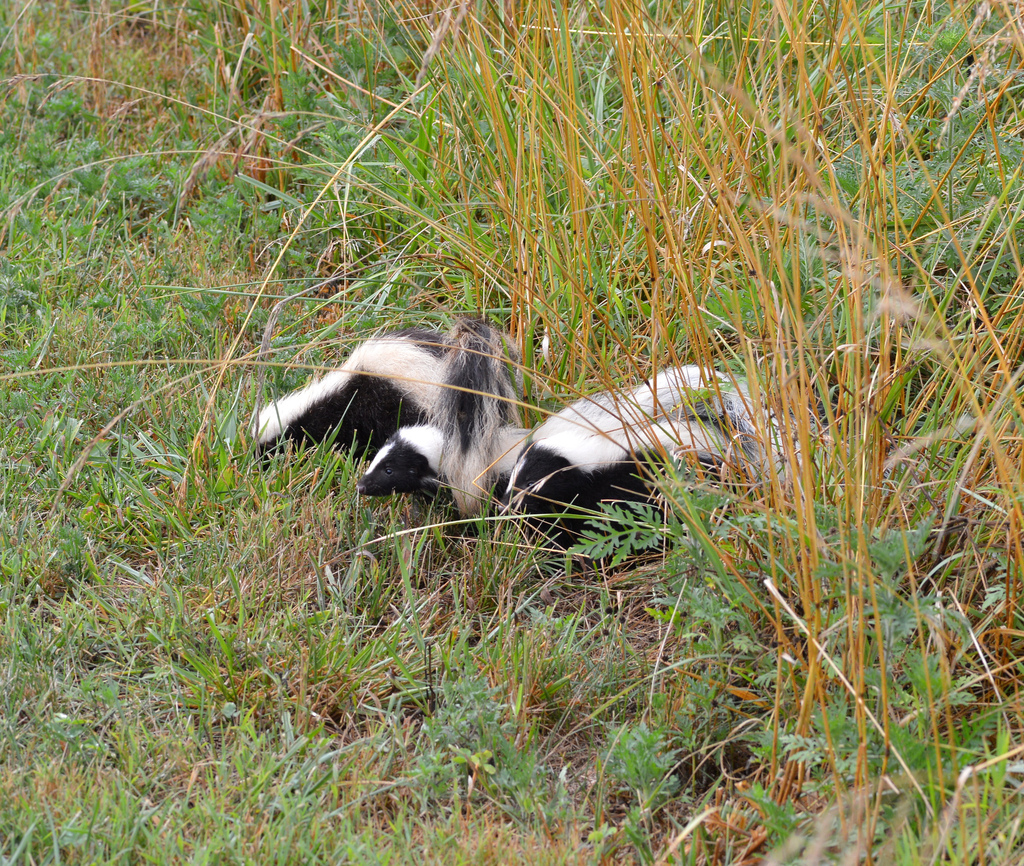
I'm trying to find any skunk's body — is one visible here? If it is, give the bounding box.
[254,318,522,467]
[254,327,448,457]
[357,424,530,506]
[504,366,779,547]
[256,316,523,514]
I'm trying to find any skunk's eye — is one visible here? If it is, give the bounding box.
[385,467,393,475]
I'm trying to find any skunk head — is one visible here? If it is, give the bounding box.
[356,426,444,497]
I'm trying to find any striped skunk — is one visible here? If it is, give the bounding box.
[253,326,447,456]
[356,424,530,508]
[356,319,526,516]
[503,366,779,546]
[253,320,519,466]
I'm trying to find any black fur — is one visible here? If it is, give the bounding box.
[509,441,659,548]
[266,374,428,457]
[255,326,449,459]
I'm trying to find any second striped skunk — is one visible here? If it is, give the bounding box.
[504,366,779,546]
[253,319,520,466]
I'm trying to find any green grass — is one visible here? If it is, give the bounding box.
[2,0,1024,862]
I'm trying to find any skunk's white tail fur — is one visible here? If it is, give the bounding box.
[431,318,523,516]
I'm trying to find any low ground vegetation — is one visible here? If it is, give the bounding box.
[2,0,1023,862]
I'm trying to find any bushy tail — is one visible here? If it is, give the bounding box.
[433,318,522,515]
[664,372,795,479]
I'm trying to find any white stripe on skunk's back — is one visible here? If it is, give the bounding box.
[344,337,447,406]
[523,366,726,450]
